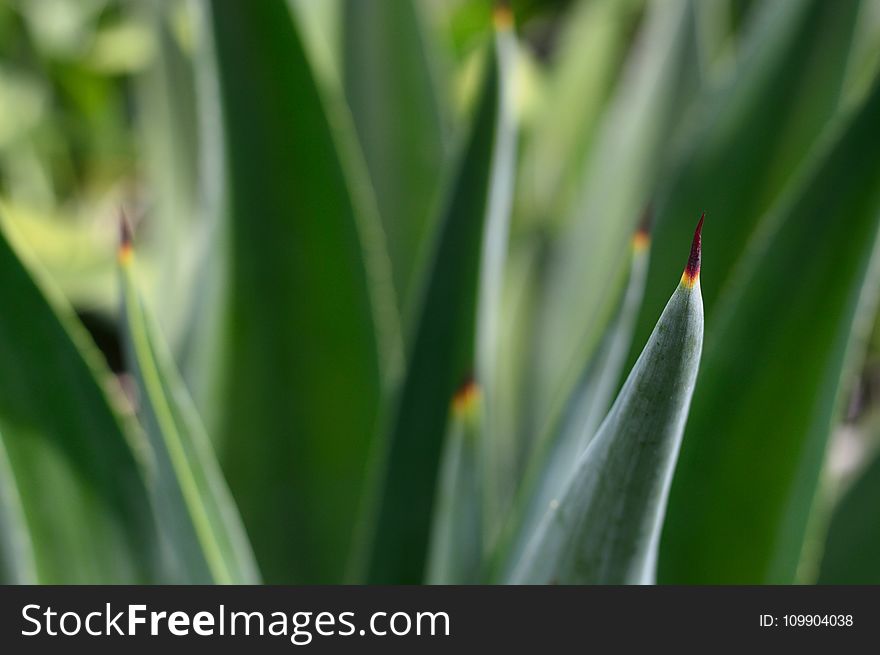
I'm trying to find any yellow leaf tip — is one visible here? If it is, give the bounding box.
[680,212,703,288]
[452,376,481,417]
[633,205,653,252]
[492,1,514,30]
[118,209,134,264]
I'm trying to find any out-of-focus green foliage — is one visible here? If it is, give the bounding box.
[119,240,260,584]
[202,0,398,584]
[661,75,880,583]
[0,217,158,583]
[1,0,879,584]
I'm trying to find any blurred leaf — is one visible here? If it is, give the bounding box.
[474,12,519,536]
[0,201,116,313]
[135,1,201,353]
[510,230,704,584]
[119,239,260,584]
[203,0,399,583]
[362,18,515,583]
[16,0,108,59]
[818,447,880,583]
[0,217,159,583]
[526,0,699,446]
[841,0,880,108]
[85,19,156,74]
[343,0,449,316]
[633,0,861,345]
[496,229,650,579]
[289,0,342,88]
[0,65,47,147]
[426,382,484,585]
[517,0,642,228]
[0,431,37,583]
[660,75,880,583]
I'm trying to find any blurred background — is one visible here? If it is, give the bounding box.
[1,0,880,584]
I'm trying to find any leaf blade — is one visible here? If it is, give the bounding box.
[201,0,398,582]
[342,0,449,315]
[510,222,704,584]
[362,14,517,583]
[119,238,260,585]
[660,75,880,583]
[0,217,159,583]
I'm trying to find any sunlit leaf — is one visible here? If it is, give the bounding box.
[0,217,159,583]
[118,230,260,584]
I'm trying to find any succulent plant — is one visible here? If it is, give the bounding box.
[1,0,880,585]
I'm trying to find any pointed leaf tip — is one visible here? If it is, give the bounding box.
[681,213,704,287]
[492,0,514,30]
[118,210,133,264]
[633,205,653,252]
[452,375,481,417]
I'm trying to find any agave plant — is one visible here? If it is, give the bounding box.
[1,0,880,585]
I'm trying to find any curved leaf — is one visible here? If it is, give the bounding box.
[632,0,861,349]
[118,234,260,584]
[510,220,704,584]
[497,227,651,579]
[342,0,449,316]
[0,431,36,583]
[526,0,698,443]
[660,75,880,583]
[0,218,159,583]
[426,381,484,585]
[362,11,517,584]
[818,448,880,583]
[202,0,398,582]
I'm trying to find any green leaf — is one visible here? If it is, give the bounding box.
[426,382,484,585]
[525,0,699,445]
[202,0,399,583]
[118,237,260,584]
[496,228,651,579]
[135,0,201,354]
[509,222,704,584]
[0,218,159,583]
[474,9,519,538]
[632,0,861,346]
[361,15,516,584]
[818,448,880,583]
[342,0,449,316]
[517,0,642,229]
[0,431,37,583]
[659,75,880,583]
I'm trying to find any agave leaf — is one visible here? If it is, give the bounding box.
[475,9,519,536]
[0,218,159,583]
[201,0,399,582]
[660,75,880,583]
[631,0,861,352]
[426,381,484,585]
[510,220,704,584]
[342,0,449,318]
[362,10,517,584]
[496,226,651,579]
[818,447,880,583]
[526,0,699,446]
[0,432,37,583]
[289,0,342,88]
[517,0,642,229]
[135,0,201,356]
[118,231,260,584]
